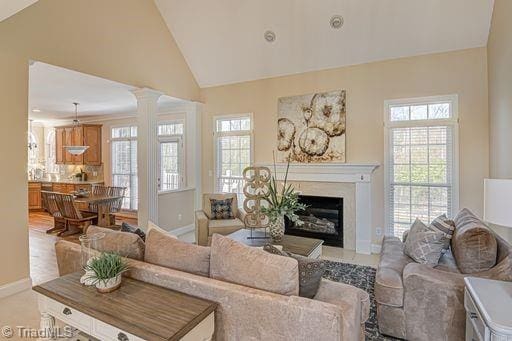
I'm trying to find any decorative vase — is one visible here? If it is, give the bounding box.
[95,275,122,293]
[269,215,285,243]
[79,232,105,269]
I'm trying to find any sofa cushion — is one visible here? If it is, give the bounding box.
[375,236,414,307]
[263,244,325,298]
[435,249,461,273]
[208,218,245,235]
[146,220,178,238]
[203,193,238,219]
[86,225,145,260]
[404,219,446,266]
[210,234,299,296]
[144,229,210,277]
[452,209,498,274]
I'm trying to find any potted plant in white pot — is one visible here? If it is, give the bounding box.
[85,252,129,293]
[261,158,307,243]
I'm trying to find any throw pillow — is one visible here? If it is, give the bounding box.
[86,225,145,260]
[404,219,446,266]
[263,244,325,298]
[451,208,498,274]
[148,220,178,238]
[210,234,299,296]
[121,222,146,242]
[209,198,234,220]
[144,229,210,277]
[429,214,455,251]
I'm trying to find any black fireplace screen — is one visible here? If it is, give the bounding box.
[285,195,343,247]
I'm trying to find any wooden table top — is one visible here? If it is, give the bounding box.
[73,195,123,204]
[228,228,324,257]
[33,272,217,341]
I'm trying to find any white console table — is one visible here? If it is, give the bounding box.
[464,277,512,341]
[33,272,216,341]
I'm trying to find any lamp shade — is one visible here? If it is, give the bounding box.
[484,179,512,228]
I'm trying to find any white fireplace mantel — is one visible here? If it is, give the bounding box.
[259,163,380,254]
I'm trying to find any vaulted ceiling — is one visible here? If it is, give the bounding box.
[0,0,38,22]
[2,1,495,89]
[155,0,495,87]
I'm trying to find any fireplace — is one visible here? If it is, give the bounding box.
[285,195,343,247]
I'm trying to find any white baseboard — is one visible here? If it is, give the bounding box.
[371,243,382,254]
[0,277,32,299]
[169,223,194,237]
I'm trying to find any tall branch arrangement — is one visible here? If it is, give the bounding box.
[261,153,307,224]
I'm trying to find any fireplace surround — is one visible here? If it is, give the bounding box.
[259,163,379,254]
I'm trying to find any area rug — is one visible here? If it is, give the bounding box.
[322,261,399,341]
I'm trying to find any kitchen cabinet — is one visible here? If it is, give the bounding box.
[83,125,102,165]
[55,129,64,164]
[28,182,42,210]
[55,124,102,166]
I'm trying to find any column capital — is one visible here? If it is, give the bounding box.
[131,87,163,101]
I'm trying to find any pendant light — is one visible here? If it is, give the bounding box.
[64,102,89,155]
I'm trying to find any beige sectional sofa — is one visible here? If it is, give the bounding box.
[375,209,512,340]
[55,228,370,341]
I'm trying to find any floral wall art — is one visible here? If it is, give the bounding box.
[277,90,346,162]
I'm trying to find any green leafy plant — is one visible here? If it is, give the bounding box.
[261,153,307,225]
[84,252,129,286]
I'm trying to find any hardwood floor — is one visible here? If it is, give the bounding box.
[28,211,137,285]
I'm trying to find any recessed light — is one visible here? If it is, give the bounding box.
[330,15,344,29]
[264,30,276,43]
[32,108,41,113]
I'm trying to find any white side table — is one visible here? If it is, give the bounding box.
[464,277,512,341]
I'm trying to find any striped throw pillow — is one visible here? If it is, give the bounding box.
[428,214,455,250]
[429,215,455,238]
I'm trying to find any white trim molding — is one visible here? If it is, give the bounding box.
[259,162,379,254]
[0,277,32,299]
[170,223,195,237]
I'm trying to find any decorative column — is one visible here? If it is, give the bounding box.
[132,88,162,228]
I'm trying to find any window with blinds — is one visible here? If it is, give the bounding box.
[111,126,138,210]
[158,121,184,192]
[214,115,253,201]
[385,96,458,238]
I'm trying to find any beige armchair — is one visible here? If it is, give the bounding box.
[195,193,246,246]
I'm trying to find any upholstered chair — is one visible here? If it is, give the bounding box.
[195,193,245,246]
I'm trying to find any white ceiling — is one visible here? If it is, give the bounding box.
[0,0,38,22]
[29,62,183,122]
[156,0,495,87]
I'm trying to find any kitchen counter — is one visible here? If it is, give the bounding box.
[28,179,104,185]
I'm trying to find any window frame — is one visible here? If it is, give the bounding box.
[158,119,185,193]
[213,113,254,198]
[110,124,138,211]
[384,94,460,236]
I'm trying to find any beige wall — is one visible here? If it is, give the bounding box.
[201,48,489,244]
[0,0,199,287]
[488,0,512,179]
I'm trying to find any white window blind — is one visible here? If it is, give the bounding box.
[385,96,458,238]
[111,126,137,210]
[214,115,252,201]
[158,121,184,192]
